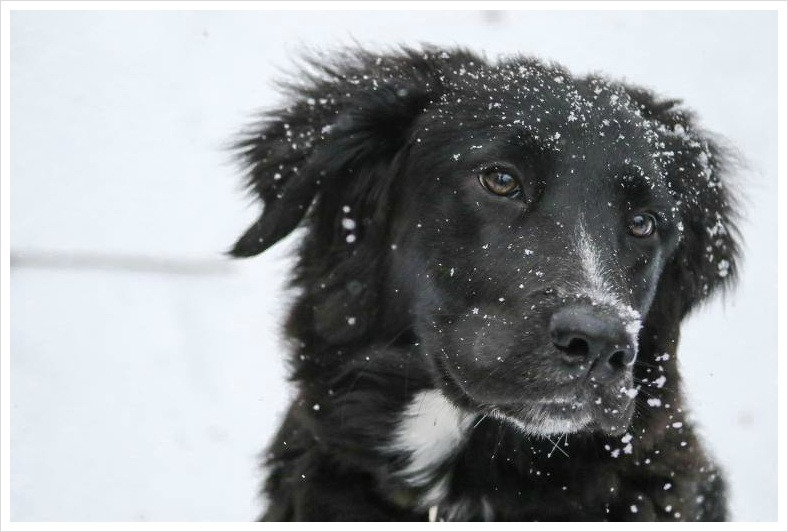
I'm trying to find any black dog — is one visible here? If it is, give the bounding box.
[230,47,739,521]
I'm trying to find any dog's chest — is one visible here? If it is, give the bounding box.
[387,390,474,487]
[382,390,616,521]
[384,390,474,509]
[384,390,545,521]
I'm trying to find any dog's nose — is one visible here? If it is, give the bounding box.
[549,305,635,382]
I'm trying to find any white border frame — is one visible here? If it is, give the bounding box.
[1,2,785,531]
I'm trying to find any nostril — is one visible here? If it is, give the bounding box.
[608,350,628,369]
[554,336,590,362]
[607,347,635,370]
[565,338,590,358]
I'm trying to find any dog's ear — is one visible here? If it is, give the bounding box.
[672,137,739,316]
[229,50,445,257]
[626,88,740,317]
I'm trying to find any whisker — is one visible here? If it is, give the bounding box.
[631,384,658,399]
[633,360,661,370]
[546,433,569,458]
[339,326,412,426]
[490,419,506,461]
[633,378,680,395]
[340,357,372,427]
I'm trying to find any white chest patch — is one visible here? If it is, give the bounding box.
[389,390,473,488]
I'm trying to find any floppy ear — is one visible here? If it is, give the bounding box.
[626,88,740,318]
[229,49,447,258]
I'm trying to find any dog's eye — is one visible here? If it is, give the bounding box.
[628,213,657,238]
[479,169,521,197]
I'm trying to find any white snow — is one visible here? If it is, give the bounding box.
[623,443,633,455]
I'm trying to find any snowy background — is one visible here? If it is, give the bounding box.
[9,9,778,522]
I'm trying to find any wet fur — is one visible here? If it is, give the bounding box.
[231,47,738,521]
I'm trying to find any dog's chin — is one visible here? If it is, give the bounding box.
[490,400,636,437]
[431,353,636,437]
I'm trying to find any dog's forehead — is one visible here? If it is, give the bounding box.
[438,62,634,122]
[429,63,665,160]
[428,73,663,176]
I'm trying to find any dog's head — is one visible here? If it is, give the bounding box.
[232,48,738,437]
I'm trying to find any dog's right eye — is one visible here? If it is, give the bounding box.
[479,169,522,198]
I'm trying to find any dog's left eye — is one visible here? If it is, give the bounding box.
[479,169,521,198]
[628,213,657,238]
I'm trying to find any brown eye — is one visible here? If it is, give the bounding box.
[628,213,657,238]
[479,169,521,197]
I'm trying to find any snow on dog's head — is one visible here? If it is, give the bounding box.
[231,47,739,437]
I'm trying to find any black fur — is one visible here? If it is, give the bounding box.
[231,47,739,522]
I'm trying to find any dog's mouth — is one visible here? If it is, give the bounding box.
[489,393,636,436]
[488,404,593,436]
[432,354,636,437]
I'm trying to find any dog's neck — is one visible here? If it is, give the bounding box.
[375,353,687,520]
